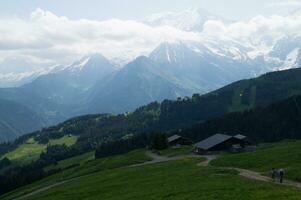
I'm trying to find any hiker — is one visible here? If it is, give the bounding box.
[279,169,284,183]
[270,168,276,181]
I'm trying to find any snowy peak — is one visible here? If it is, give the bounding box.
[149,39,251,66]
[144,8,224,31]
[148,41,214,65]
[65,54,116,73]
[269,36,301,59]
[0,57,53,87]
[267,36,301,71]
[149,42,191,63]
[67,57,90,72]
[278,48,300,70]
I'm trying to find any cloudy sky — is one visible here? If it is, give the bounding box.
[1,0,300,20]
[0,0,300,68]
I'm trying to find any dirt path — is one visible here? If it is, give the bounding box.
[12,174,93,200]
[232,168,301,189]
[197,155,217,167]
[130,151,201,167]
[13,180,70,200]
[197,155,301,189]
[10,151,301,200]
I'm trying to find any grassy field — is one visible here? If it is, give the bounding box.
[4,142,301,200]
[1,149,151,200]
[159,146,193,157]
[59,149,152,179]
[212,140,301,181]
[1,135,78,164]
[15,158,301,200]
[45,151,95,171]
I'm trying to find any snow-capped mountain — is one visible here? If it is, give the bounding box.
[144,8,225,32]
[21,54,118,108]
[149,41,267,92]
[0,37,300,142]
[0,57,52,88]
[57,54,118,90]
[264,36,301,71]
[83,55,193,114]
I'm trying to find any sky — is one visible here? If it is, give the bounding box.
[0,0,300,69]
[0,0,300,21]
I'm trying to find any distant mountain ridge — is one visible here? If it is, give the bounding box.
[7,67,301,147]
[0,33,301,141]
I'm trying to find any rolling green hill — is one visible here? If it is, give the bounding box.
[3,146,301,200]
[0,150,151,200]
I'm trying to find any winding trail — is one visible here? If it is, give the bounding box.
[197,155,217,167]
[196,154,301,189]
[230,167,301,189]
[12,174,94,200]
[132,152,301,190]
[129,151,201,167]
[9,151,301,200]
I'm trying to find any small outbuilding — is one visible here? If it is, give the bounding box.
[194,133,251,154]
[167,135,192,147]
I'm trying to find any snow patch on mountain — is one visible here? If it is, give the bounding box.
[67,57,91,72]
[279,48,300,70]
[0,57,55,87]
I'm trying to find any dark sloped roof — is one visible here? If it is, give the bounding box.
[194,134,232,151]
[167,135,182,143]
[234,134,246,140]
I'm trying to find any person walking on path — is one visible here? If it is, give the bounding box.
[270,168,276,182]
[279,169,284,183]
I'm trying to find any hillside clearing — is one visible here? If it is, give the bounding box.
[1,135,78,164]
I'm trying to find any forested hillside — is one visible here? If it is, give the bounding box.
[3,67,301,153]
[177,95,301,143]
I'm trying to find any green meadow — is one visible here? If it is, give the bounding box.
[1,135,78,164]
[212,140,301,181]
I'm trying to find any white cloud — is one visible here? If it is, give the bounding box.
[0,8,201,66]
[268,0,301,7]
[202,13,301,47]
[0,8,301,69]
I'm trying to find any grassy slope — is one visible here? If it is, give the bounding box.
[159,146,193,157]
[1,135,78,164]
[18,159,301,200]
[212,140,301,181]
[5,142,301,200]
[1,150,151,200]
[45,151,95,171]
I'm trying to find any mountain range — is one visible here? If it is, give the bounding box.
[0,9,300,141]
[7,66,301,150]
